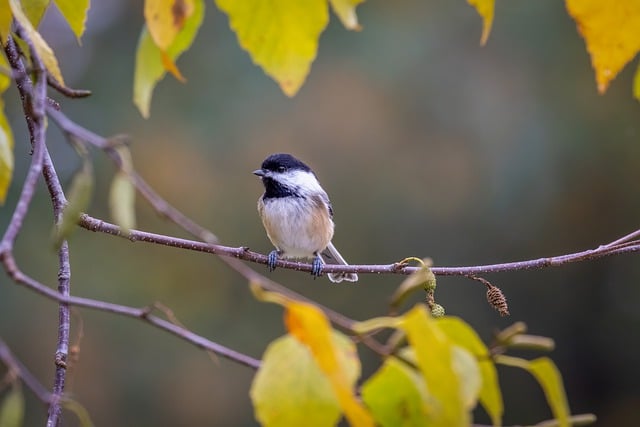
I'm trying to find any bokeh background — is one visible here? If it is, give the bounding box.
[2,1,640,426]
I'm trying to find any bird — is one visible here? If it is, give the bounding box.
[253,153,358,283]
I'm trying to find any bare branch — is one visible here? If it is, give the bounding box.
[0,337,53,404]
[76,213,640,279]
[47,75,92,98]
[0,251,261,370]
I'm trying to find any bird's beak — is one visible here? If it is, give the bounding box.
[253,169,266,177]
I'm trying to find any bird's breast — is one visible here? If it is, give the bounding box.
[259,196,334,258]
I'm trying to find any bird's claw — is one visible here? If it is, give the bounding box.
[311,256,323,279]
[267,250,280,272]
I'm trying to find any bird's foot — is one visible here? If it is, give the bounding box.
[311,255,323,279]
[267,250,280,272]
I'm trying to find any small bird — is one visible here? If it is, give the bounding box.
[253,153,358,283]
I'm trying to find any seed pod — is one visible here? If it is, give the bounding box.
[486,284,510,317]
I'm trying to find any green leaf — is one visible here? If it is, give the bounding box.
[361,356,428,427]
[215,0,329,97]
[437,316,503,426]
[0,386,25,427]
[9,0,65,85]
[400,305,469,427]
[109,171,136,232]
[109,146,136,232]
[53,0,90,40]
[133,0,204,118]
[496,355,571,427]
[250,332,360,427]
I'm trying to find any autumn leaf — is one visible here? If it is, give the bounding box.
[250,285,373,426]
[0,0,11,42]
[400,306,469,427]
[285,301,374,426]
[9,0,65,85]
[0,52,14,205]
[251,333,359,427]
[329,0,365,31]
[20,0,49,27]
[54,0,91,40]
[437,316,503,426]
[566,0,640,94]
[144,0,195,50]
[134,0,203,117]
[361,355,429,427]
[467,0,495,46]
[215,0,329,97]
[496,355,571,427]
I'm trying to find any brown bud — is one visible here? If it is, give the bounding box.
[486,284,510,316]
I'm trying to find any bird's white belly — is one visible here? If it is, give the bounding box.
[261,198,333,259]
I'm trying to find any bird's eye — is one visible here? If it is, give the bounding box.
[277,166,286,173]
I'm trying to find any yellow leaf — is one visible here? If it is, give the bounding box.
[634,59,640,102]
[329,0,364,31]
[361,356,429,427]
[251,333,359,427]
[0,102,14,205]
[215,0,329,97]
[285,301,374,427]
[53,0,90,40]
[9,0,65,85]
[133,0,203,117]
[566,0,640,94]
[0,52,14,205]
[351,316,400,335]
[400,305,468,427]
[0,0,12,42]
[436,316,503,426]
[144,0,195,50]
[467,0,494,46]
[20,0,50,27]
[496,355,570,427]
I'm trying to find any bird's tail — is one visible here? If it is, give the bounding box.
[320,242,358,283]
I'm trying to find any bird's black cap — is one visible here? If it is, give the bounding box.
[260,153,311,173]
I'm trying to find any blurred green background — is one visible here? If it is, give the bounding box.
[2,1,640,426]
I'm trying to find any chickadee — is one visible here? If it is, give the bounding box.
[253,153,358,283]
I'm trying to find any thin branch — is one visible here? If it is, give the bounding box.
[0,36,46,253]
[0,251,261,370]
[76,213,640,278]
[0,337,53,404]
[6,26,70,426]
[44,151,71,427]
[46,106,218,243]
[47,75,92,98]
